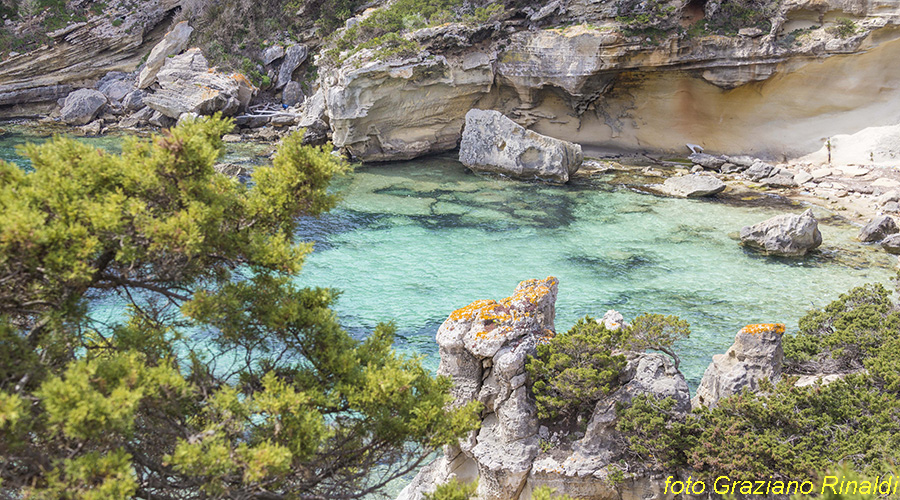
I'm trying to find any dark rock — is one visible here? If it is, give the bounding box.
[882,234,900,254]
[60,88,108,125]
[859,215,899,243]
[282,81,305,107]
[745,161,774,181]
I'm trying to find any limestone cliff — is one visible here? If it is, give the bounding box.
[0,0,180,118]
[319,0,900,161]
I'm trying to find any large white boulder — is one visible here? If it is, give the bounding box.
[739,209,823,256]
[143,49,256,118]
[459,109,583,183]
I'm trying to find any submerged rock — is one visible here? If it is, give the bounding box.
[693,323,785,408]
[60,88,107,125]
[858,215,898,243]
[658,174,726,198]
[739,209,823,257]
[459,109,583,183]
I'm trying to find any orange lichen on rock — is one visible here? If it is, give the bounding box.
[446,277,557,325]
[739,323,786,336]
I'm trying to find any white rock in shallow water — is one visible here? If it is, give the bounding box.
[739,209,822,256]
[459,109,583,183]
[659,174,726,197]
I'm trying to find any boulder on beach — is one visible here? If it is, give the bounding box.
[739,209,822,257]
[459,109,583,183]
[60,89,108,125]
[143,49,256,119]
[859,215,898,243]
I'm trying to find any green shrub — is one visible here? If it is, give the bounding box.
[831,17,858,38]
[783,283,900,373]
[526,317,628,424]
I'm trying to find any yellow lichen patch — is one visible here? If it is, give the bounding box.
[447,299,496,322]
[537,328,556,345]
[739,323,786,336]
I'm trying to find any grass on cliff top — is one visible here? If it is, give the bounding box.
[320,0,504,67]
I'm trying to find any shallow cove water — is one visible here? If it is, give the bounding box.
[0,125,894,389]
[295,155,896,388]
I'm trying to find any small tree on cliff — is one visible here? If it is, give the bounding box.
[0,116,480,499]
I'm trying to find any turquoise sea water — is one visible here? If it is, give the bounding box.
[2,126,895,390]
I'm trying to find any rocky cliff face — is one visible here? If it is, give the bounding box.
[320,0,900,161]
[0,0,181,119]
[401,280,791,500]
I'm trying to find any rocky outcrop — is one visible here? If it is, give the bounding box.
[276,44,308,89]
[143,49,256,118]
[0,0,180,118]
[881,233,900,254]
[739,209,823,256]
[60,89,108,125]
[137,21,194,89]
[658,174,726,198]
[324,51,494,161]
[398,278,691,500]
[858,215,898,242]
[459,109,583,183]
[693,323,785,408]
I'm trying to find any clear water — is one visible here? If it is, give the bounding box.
[2,125,894,390]
[294,156,896,388]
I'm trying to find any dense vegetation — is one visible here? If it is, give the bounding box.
[614,282,900,482]
[526,313,689,426]
[0,116,480,499]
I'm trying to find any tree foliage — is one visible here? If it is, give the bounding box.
[526,312,691,425]
[525,316,628,424]
[616,283,900,483]
[0,116,480,499]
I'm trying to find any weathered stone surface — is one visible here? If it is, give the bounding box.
[760,170,797,187]
[60,88,107,125]
[148,109,174,128]
[794,170,813,184]
[881,233,900,254]
[282,81,304,107]
[399,280,691,500]
[689,152,726,169]
[740,209,823,256]
[97,71,134,103]
[137,21,193,89]
[144,49,255,118]
[745,161,774,181]
[325,51,494,161]
[658,174,726,197]
[399,278,557,500]
[459,109,583,183]
[693,323,785,408]
[0,1,179,118]
[122,90,145,111]
[276,44,308,89]
[859,215,899,242]
[601,310,625,330]
[262,44,285,65]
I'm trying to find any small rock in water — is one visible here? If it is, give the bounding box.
[689,152,726,169]
[859,215,899,243]
[882,234,900,254]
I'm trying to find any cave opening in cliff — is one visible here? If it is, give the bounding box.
[681,0,707,26]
